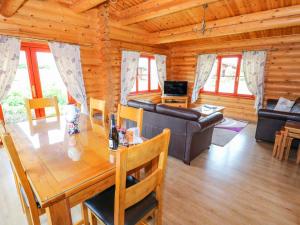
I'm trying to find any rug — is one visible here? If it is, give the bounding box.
[212,118,248,147]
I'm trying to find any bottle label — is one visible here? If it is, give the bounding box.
[109,139,113,148]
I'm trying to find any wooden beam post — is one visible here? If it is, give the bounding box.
[70,0,106,13]
[154,5,300,44]
[118,0,221,26]
[0,0,26,17]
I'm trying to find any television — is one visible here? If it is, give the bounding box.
[164,81,188,96]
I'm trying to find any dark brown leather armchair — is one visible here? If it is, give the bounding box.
[255,98,300,143]
[127,100,223,165]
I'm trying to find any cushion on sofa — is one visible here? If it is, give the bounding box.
[156,104,201,121]
[274,97,295,112]
[127,100,156,112]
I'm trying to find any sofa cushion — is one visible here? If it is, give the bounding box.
[291,98,300,113]
[156,104,201,121]
[274,97,295,112]
[127,100,156,112]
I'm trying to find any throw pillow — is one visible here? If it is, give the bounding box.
[274,97,295,112]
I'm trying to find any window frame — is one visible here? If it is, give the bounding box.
[0,42,76,121]
[130,55,160,95]
[201,54,254,99]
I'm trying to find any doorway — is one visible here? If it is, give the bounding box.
[1,42,71,123]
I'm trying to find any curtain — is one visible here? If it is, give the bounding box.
[49,42,88,114]
[191,54,216,103]
[242,51,267,111]
[120,50,140,105]
[154,54,167,91]
[0,35,20,102]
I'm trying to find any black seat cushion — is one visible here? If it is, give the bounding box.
[85,176,157,225]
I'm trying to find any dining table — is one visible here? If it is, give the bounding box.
[6,114,117,225]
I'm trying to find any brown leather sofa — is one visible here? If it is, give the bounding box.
[255,98,300,143]
[127,100,223,165]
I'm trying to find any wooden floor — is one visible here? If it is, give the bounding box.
[0,124,299,225]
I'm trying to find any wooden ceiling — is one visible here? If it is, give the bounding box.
[111,0,300,32]
[107,0,300,46]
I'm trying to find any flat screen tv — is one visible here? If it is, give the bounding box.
[164,81,188,96]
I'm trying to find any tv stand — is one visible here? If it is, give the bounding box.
[161,95,188,108]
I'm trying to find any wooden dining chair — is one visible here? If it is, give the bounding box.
[117,104,143,135]
[1,124,92,225]
[90,98,106,125]
[1,130,45,225]
[25,96,60,122]
[83,128,171,225]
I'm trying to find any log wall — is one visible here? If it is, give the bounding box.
[101,5,170,111]
[169,38,300,122]
[0,0,104,101]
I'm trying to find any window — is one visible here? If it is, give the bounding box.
[202,55,252,97]
[1,42,73,123]
[130,56,160,94]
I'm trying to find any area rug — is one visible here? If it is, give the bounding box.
[212,118,248,147]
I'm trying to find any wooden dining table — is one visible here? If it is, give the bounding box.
[6,115,117,225]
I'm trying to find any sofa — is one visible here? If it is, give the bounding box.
[127,100,223,165]
[255,98,300,143]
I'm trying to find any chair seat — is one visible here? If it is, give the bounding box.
[85,176,157,225]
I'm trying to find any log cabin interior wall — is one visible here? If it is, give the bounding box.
[0,0,299,121]
[169,35,300,122]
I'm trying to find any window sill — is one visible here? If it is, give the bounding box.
[201,92,255,100]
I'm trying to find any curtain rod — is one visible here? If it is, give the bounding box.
[15,36,93,47]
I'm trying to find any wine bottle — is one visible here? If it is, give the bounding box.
[109,114,119,150]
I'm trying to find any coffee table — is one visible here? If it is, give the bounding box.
[194,104,225,117]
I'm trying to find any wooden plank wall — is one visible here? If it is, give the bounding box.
[169,41,300,122]
[0,0,104,101]
[101,5,170,112]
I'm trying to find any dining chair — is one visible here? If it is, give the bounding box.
[1,129,45,225]
[117,104,143,136]
[90,98,106,125]
[0,124,92,225]
[25,96,60,122]
[83,128,171,225]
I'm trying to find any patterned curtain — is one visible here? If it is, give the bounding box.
[49,42,88,114]
[191,54,217,103]
[0,35,20,102]
[120,50,140,105]
[154,54,167,91]
[242,51,267,111]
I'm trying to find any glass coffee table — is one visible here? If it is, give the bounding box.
[193,104,225,117]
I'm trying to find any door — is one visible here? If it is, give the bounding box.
[2,42,70,123]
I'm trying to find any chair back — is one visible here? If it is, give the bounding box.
[117,104,143,135]
[25,97,60,122]
[114,129,170,225]
[1,130,41,225]
[90,98,106,124]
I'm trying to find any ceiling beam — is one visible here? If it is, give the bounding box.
[154,5,300,44]
[69,0,106,13]
[171,34,300,52]
[118,0,221,26]
[0,0,26,17]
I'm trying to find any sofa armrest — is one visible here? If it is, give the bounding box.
[258,109,300,122]
[198,112,224,130]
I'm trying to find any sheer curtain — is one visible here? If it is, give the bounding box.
[49,41,88,114]
[0,35,21,102]
[191,54,216,103]
[120,50,140,105]
[242,51,267,111]
[154,54,167,91]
